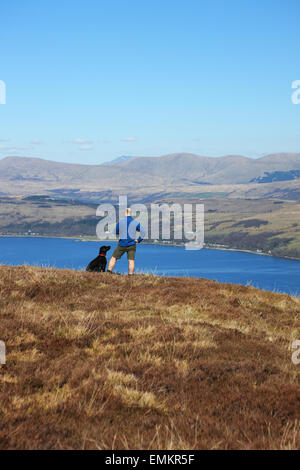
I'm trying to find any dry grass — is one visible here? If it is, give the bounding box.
[0,265,299,450]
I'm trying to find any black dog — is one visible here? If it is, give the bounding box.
[86,245,111,272]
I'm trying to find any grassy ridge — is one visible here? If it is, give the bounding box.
[204,198,300,258]
[1,196,300,259]
[0,266,300,449]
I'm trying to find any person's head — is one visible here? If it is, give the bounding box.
[125,208,131,217]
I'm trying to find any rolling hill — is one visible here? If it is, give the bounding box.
[1,153,300,201]
[105,152,300,184]
[0,265,299,449]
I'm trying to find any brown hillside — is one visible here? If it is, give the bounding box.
[0,266,299,450]
[1,154,300,200]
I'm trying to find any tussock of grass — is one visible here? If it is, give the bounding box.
[0,265,299,449]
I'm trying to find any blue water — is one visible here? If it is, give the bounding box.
[0,237,299,296]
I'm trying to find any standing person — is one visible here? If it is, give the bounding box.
[107,208,146,275]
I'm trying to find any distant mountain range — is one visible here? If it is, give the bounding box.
[106,152,300,185]
[1,153,300,201]
[103,155,136,165]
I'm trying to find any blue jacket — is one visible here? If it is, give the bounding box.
[116,216,146,247]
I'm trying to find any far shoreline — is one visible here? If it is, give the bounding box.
[1,233,300,263]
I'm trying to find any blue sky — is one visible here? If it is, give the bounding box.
[0,0,299,164]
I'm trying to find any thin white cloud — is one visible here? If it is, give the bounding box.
[73,138,93,145]
[121,137,136,142]
[31,139,42,145]
[78,145,93,151]
[0,145,29,152]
